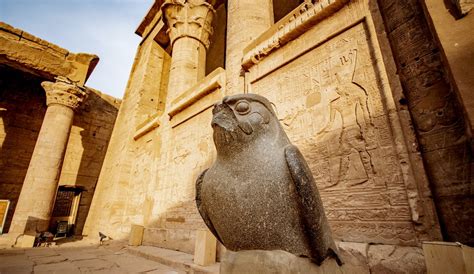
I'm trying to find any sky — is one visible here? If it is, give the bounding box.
[0,0,153,98]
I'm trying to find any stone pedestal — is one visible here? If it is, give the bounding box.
[423,242,474,274]
[162,0,215,101]
[193,230,216,266]
[129,224,145,246]
[221,250,340,274]
[9,77,88,234]
[220,249,368,274]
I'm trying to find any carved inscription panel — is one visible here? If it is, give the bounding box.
[153,107,215,231]
[251,22,417,244]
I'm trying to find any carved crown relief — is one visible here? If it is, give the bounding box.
[161,0,216,49]
[41,76,89,110]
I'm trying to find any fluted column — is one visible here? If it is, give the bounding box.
[9,77,88,234]
[162,0,215,102]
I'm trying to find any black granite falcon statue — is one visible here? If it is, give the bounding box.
[196,93,342,265]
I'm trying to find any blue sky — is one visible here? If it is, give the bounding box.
[0,0,153,98]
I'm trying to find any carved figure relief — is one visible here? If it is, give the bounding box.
[317,49,376,187]
[250,23,418,244]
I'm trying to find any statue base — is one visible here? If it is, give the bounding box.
[220,249,368,274]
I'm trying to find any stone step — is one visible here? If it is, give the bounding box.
[127,245,220,274]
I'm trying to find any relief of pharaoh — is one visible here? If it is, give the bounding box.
[195,93,342,265]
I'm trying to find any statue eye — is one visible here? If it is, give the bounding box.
[235,101,250,114]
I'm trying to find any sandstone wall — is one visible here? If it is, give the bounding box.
[0,67,45,233]
[83,20,171,238]
[85,0,473,257]
[0,65,119,235]
[242,0,441,245]
[59,88,120,235]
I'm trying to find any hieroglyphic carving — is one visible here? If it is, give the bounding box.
[250,22,417,244]
[157,108,215,215]
[242,0,350,70]
[317,49,376,187]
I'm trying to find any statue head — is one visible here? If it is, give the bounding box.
[211,94,284,153]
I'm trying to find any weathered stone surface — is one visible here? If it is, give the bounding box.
[162,0,215,49]
[194,229,217,266]
[0,253,34,274]
[423,241,474,274]
[0,244,181,274]
[368,245,426,274]
[220,249,362,274]
[83,0,472,266]
[337,242,370,273]
[379,0,474,245]
[162,0,215,103]
[225,0,273,95]
[246,0,438,245]
[197,93,340,265]
[0,22,98,85]
[129,224,145,246]
[42,76,89,110]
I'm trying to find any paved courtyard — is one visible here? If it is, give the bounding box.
[0,242,183,274]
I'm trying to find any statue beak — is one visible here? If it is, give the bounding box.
[211,103,237,130]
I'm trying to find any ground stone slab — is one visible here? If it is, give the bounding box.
[368,245,426,274]
[0,243,186,273]
[220,249,368,274]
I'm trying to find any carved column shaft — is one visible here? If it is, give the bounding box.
[168,35,207,99]
[162,0,215,102]
[9,77,88,234]
[225,0,274,95]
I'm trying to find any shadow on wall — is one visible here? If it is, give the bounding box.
[0,66,47,233]
[0,65,119,236]
[73,89,119,236]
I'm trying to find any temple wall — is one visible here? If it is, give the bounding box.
[84,0,473,262]
[243,0,441,245]
[58,89,119,235]
[0,67,46,233]
[83,21,171,238]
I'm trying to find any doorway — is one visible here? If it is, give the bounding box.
[50,186,83,237]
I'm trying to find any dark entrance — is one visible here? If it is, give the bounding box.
[50,186,83,237]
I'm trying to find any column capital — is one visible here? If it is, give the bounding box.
[41,76,89,111]
[162,0,216,49]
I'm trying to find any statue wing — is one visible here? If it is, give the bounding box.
[195,169,223,244]
[284,145,342,265]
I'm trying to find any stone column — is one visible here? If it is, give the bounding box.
[162,0,215,102]
[225,0,274,94]
[9,77,88,234]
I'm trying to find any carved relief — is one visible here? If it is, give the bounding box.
[161,0,215,49]
[41,76,88,111]
[251,22,418,244]
[159,109,215,204]
[317,49,376,187]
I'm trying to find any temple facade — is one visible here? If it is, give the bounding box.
[1,0,473,272]
[84,0,474,266]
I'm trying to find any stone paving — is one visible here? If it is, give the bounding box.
[0,242,183,274]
